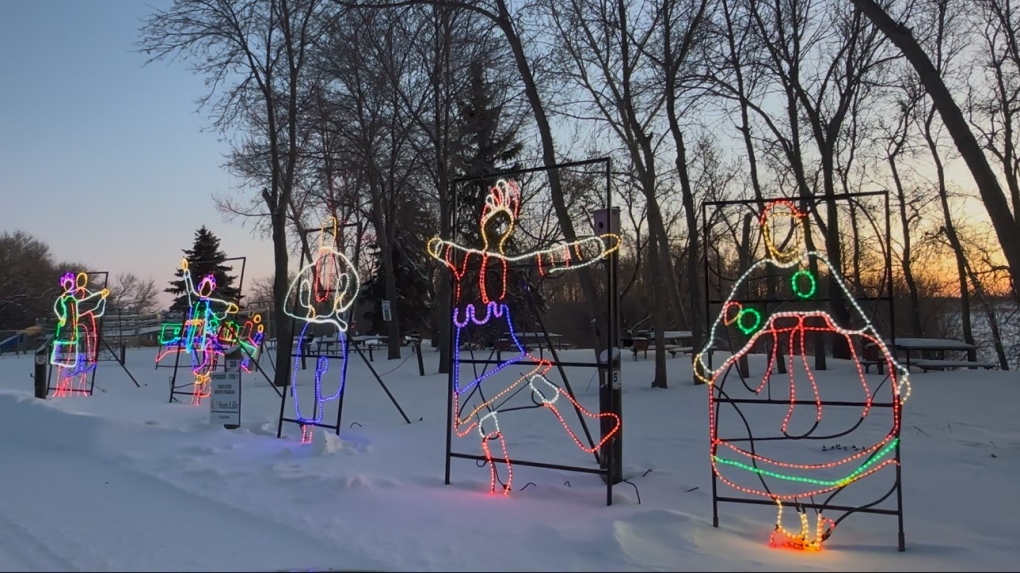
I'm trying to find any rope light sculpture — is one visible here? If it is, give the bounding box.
[217,312,265,373]
[50,272,110,397]
[283,216,360,443]
[427,178,622,494]
[693,199,911,551]
[177,258,240,405]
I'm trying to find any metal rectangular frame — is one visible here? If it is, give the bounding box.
[275,220,411,440]
[168,256,248,403]
[443,157,622,506]
[47,270,109,397]
[700,190,905,551]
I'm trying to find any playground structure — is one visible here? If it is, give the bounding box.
[275,216,411,443]
[46,270,141,397]
[432,158,625,504]
[695,192,910,551]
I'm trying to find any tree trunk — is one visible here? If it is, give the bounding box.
[889,152,924,336]
[271,210,293,387]
[852,0,1020,300]
[962,256,1010,370]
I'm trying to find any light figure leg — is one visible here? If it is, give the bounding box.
[451,302,535,493]
[77,324,97,395]
[769,499,835,551]
[299,330,350,443]
[478,411,512,494]
[192,344,218,405]
[528,373,620,454]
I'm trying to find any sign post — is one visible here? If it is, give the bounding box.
[381,299,392,323]
[210,351,242,429]
[34,346,49,399]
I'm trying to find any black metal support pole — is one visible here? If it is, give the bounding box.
[33,338,50,399]
[416,341,425,377]
[594,205,623,486]
[352,344,411,424]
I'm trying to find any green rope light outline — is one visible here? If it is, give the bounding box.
[791,269,817,299]
[713,438,899,487]
[737,307,762,335]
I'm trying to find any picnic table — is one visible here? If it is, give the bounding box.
[494,332,566,359]
[868,337,997,373]
[629,330,694,360]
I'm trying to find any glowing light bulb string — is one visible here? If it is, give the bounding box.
[696,199,910,551]
[431,179,621,494]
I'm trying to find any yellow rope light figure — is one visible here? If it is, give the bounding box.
[694,199,912,551]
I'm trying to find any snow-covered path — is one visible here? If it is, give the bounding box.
[0,394,384,573]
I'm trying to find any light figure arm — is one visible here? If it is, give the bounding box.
[284,262,322,323]
[53,296,68,327]
[533,234,621,275]
[426,237,470,279]
[180,259,198,307]
[75,288,110,318]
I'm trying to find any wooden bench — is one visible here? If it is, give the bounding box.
[666,345,693,358]
[859,342,885,375]
[631,338,650,360]
[914,359,998,372]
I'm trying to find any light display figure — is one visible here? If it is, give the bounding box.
[217,312,265,373]
[693,199,912,551]
[284,216,360,443]
[178,258,240,405]
[235,313,265,373]
[427,179,622,494]
[50,272,110,397]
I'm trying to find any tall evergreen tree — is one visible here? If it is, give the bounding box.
[360,221,434,335]
[453,58,524,246]
[165,226,242,313]
[449,58,543,343]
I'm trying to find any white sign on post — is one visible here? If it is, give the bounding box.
[209,371,241,427]
[381,299,392,322]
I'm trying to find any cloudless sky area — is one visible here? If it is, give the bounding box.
[0,0,1001,306]
[0,0,274,307]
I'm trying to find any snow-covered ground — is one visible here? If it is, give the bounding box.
[0,344,1018,572]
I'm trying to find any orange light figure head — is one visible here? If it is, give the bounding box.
[197,274,217,298]
[74,272,89,290]
[480,179,521,251]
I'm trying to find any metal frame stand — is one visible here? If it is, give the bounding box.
[276,220,411,440]
[701,191,905,551]
[47,269,112,395]
[442,158,622,506]
[168,256,248,403]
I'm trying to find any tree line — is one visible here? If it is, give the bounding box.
[0,231,162,332]
[135,0,1020,387]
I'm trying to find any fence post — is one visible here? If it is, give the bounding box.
[415,340,425,377]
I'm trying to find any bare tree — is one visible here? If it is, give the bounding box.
[339,0,611,359]
[852,0,1020,300]
[107,273,161,315]
[0,231,64,330]
[139,0,329,386]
